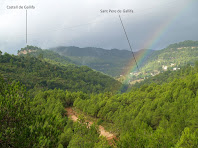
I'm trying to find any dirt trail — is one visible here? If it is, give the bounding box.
[65,107,116,142]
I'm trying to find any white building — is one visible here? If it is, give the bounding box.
[173,68,177,71]
[162,65,168,70]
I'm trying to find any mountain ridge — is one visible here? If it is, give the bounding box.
[50,46,155,77]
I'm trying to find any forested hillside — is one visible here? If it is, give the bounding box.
[133,63,195,88]
[19,45,75,66]
[125,40,198,83]
[0,52,121,94]
[141,40,198,73]
[50,46,154,77]
[2,61,198,147]
[1,41,198,147]
[73,64,198,147]
[0,77,110,147]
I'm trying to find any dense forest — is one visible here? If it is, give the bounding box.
[167,40,198,48]
[74,64,198,147]
[1,41,198,147]
[19,45,75,66]
[133,63,196,88]
[126,40,198,82]
[141,40,198,73]
[0,77,110,147]
[50,46,154,77]
[0,52,122,95]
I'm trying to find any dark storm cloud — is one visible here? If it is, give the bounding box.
[0,0,197,54]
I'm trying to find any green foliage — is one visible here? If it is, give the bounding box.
[2,41,198,147]
[141,40,198,73]
[133,64,193,87]
[0,76,112,147]
[50,46,154,77]
[68,122,99,148]
[0,76,32,147]
[20,45,41,52]
[20,45,74,65]
[176,127,198,148]
[0,76,72,147]
[94,137,111,148]
[0,52,121,94]
[167,40,198,48]
[74,65,198,147]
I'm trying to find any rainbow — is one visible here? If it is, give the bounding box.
[119,0,195,91]
[120,49,153,84]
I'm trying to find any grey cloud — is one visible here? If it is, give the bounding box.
[0,0,197,54]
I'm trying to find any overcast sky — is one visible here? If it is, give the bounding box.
[0,0,197,54]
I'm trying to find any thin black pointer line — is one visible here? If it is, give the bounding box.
[26,10,27,44]
[119,15,139,71]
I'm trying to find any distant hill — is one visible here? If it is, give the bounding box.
[50,46,155,77]
[123,40,198,83]
[141,40,198,72]
[17,41,198,84]
[0,50,122,94]
[18,45,75,66]
[73,59,198,147]
[2,42,198,147]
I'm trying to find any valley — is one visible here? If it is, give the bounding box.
[1,40,198,147]
[19,41,198,86]
[65,107,116,143]
[1,0,198,147]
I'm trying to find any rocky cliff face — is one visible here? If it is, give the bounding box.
[18,49,36,55]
